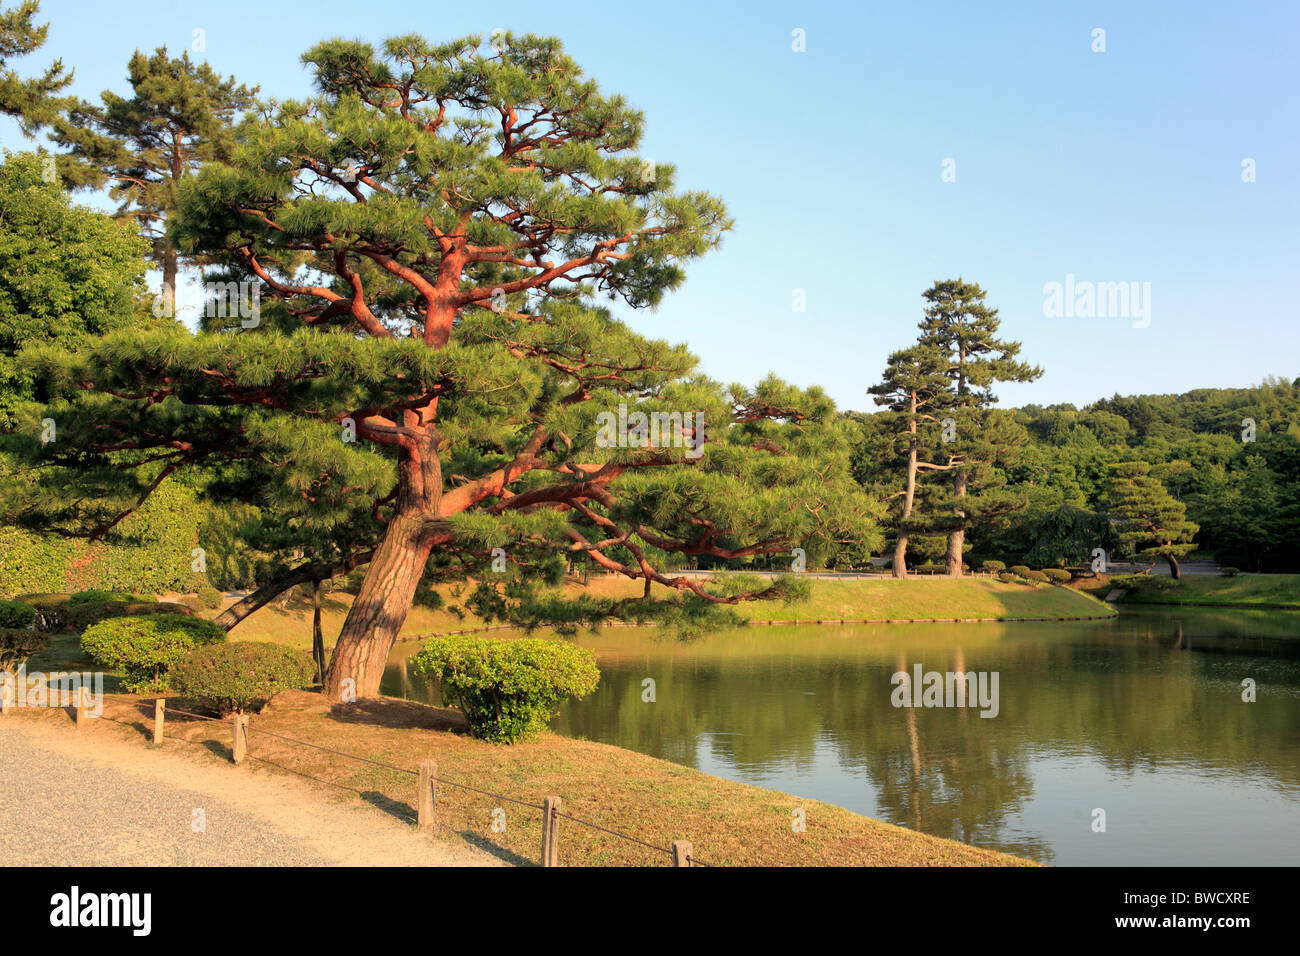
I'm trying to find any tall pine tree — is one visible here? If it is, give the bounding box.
[916,279,1041,576]
[53,47,258,306]
[869,343,950,577]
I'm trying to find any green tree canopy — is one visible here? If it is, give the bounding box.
[0,151,150,422]
[10,32,878,700]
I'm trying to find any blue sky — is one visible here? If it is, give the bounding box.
[3,0,1297,413]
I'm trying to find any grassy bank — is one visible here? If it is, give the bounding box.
[1108,574,1300,610]
[202,574,1112,650]
[6,681,1031,867]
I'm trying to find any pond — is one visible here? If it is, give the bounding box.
[383,607,1300,865]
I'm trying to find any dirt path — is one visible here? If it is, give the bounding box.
[0,718,502,866]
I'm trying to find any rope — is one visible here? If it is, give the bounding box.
[151,699,708,862]
[552,809,673,857]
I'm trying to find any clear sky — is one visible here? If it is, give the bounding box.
[3,0,1297,413]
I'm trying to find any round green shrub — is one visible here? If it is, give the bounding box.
[1220,567,1241,577]
[1,628,49,674]
[996,571,1017,583]
[197,586,223,610]
[67,600,194,632]
[1022,569,1049,583]
[1042,568,1071,583]
[170,642,315,714]
[0,599,36,629]
[410,636,600,744]
[81,614,226,693]
[1009,565,1032,577]
[980,560,1006,574]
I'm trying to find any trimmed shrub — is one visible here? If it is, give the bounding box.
[80,614,225,693]
[980,560,1006,574]
[996,571,1016,583]
[1009,565,1032,577]
[1042,568,1071,584]
[1220,567,1241,577]
[197,586,224,610]
[67,600,193,633]
[170,642,315,714]
[1,628,48,675]
[69,590,154,606]
[1022,569,1049,583]
[411,636,600,744]
[16,593,72,631]
[0,599,36,629]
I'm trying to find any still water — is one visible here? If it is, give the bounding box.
[383,608,1300,865]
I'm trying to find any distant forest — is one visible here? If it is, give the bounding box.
[847,376,1300,574]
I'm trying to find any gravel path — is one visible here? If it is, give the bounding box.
[0,721,500,866]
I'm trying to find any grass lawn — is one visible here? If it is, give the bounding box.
[578,574,1115,622]
[195,574,1112,651]
[7,687,1032,867]
[1112,574,1300,609]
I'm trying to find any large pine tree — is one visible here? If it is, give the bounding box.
[10,32,877,699]
[916,279,1041,576]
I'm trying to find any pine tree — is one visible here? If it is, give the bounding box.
[916,279,1042,575]
[869,344,950,576]
[53,47,258,303]
[0,1,70,131]
[1106,461,1199,578]
[10,32,878,700]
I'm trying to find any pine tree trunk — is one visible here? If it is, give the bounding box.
[946,471,967,577]
[1165,552,1181,580]
[311,580,325,684]
[325,512,435,700]
[893,405,919,579]
[163,245,178,312]
[894,447,918,579]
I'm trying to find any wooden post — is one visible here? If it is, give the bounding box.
[540,796,562,867]
[232,714,248,764]
[418,760,437,828]
[153,698,165,745]
[672,840,693,867]
[74,685,89,727]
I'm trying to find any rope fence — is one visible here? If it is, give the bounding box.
[135,697,712,867]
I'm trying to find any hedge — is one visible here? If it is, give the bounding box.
[17,593,72,631]
[0,480,203,598]
[67,600,196,634]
